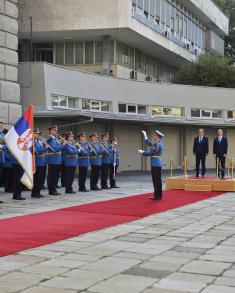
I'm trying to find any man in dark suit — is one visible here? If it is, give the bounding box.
[193,128,209,178]
[213,129,228,179]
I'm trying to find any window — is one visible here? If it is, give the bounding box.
[228,111,235,119]
[55,43,64,65]
[75,42,84,64]
[183,19,187,38]
[52,95,76,109]
[191,108,200,117]
[171,17,175,33]
[138,105,147,114]
[65,42,74,64]
[176,14,179,33]
[118,103,146,114]
[191,109,222,119]
[95,41,103,64]
[32,43,53,63]
[85,41,94,64]
[119,104,127,113]
[82,99,110,112]
[152,106,183,116]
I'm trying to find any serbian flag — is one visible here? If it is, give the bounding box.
[4,105,35,189]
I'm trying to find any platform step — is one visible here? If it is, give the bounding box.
[184,184,212,192]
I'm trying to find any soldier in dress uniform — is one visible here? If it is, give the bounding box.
[139,130,164,200]
[100,133,111,189]
[31,129,48,198]
[109,136,120,188]
[2,129,12,193]
[77,132,90,192]
[46,125,66,195]
[0,132,5,186]
[60,132,67,188]
[64,132,81,194]
[89,132,102,191]
[39,130,47,190]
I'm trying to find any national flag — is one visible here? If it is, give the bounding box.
[4,105,35,189]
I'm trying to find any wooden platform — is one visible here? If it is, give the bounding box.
[165,176,235,192]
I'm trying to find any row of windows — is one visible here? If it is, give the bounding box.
[191,109,222,119]
[55,41,114,65]
[132,0,205,51]
[51,96,233,120]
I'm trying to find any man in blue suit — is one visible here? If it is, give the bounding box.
[213,129,228,179]
[193,128,209,177]
[139,130,164,200]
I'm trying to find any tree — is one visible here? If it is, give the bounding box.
[174,53,235,88]
[213,0,235,63]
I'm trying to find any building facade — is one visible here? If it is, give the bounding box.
[18,0,235,172]
[0,0,22,127]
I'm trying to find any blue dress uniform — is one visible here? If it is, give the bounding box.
[109,145,120,188]
[77,135,90,192]
[46,133,65,195]
[64,142,81,193]
[11,149,25,200]
[60,140,67,187]
[89,135,102,191]
[32,137,47,198]
[0,133,5,186]
[142,130,164,200]
[3,145,13,192]
[100,137,111,189]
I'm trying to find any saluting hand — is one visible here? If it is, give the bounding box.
[138,150,144,154]
[141,130,147,140]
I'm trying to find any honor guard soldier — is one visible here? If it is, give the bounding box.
[77,132,90,192]
[11,151,25,200]
[100,133,111,189]
[89,132,102,191]
[3,131,13,193]
[64,132,81,194]
[39,130,47,190]
[139,130,164,200]
[60,132,67,188]
[110,137,120,188]
[31,129,48,198]
[46,125,66,195]
[0,132,5,184]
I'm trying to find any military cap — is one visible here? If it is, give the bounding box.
[33,128,41,134]
[48,125,58,131]
[155,130,165,137]
[77,131,86,138]
[89,132,98,138]
[101,132,109,139]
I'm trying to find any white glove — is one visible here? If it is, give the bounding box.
[138,150,144,154]
[141,130,147,140]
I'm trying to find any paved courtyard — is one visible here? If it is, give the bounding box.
[0,172,235,293]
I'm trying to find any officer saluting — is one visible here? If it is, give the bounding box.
[31,128,47,198]
[77,132,90,192]
[138,130,164,200]
[46,125,66,195]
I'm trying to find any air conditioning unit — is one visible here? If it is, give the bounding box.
[146,76,152,81]
[130,70,137,80]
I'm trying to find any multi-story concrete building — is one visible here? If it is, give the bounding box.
[0,0,22,128]
[18,0,235,172]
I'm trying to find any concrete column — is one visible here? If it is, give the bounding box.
[102,35,111,76]
[0,0,22,127]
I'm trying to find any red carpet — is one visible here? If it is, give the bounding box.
[0,190,223,257]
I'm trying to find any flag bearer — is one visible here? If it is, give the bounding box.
[139,130,164,200]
